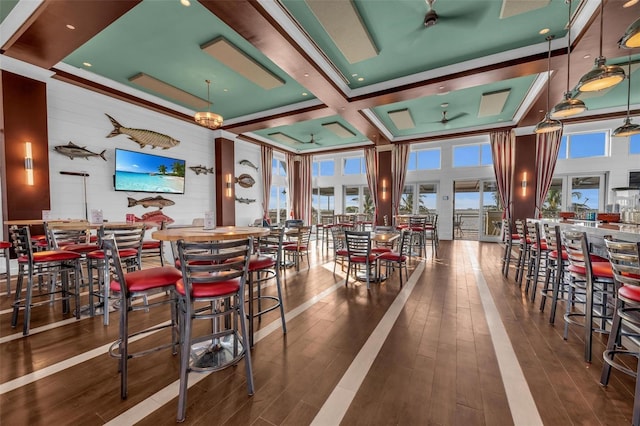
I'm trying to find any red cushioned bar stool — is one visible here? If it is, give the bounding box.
[600,238,640,426]
[9,225,82,336]
[1,241,12,296]
[525,220,549,302]
[500,218,521,277]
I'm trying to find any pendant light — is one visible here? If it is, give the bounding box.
[194,80,223,129]
[575,0,625,92]
[613,57,640,137]
[619,17,640,49]
[535,35,563,134]
[550,0,586,119]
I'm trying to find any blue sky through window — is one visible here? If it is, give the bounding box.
[630,133,640,154]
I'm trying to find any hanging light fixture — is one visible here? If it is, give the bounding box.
[613,56,640,137]
[575,0,625,92]
[535,35,563,134]
[550,0,586,119]
[194,79,223,129]
[619,17,640,49]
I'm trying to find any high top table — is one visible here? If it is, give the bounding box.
[151,225,269,242]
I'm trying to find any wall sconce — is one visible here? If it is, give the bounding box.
[25,141,34,186]
[521,172,527,197]
[225,173,233,198]
[381,178,388,200]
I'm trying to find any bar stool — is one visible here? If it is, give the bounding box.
[246,227,286,347]
[9,225,82,336]
[525,221,549,302]
[176,237,254,422]
[538,224,567,324]
[101,235,181,400]
[514,219,531,287]
[600,238,640,426]
[425,214,439,256]
[1,241,11,296]
[562,230,615,363]
[408,216,428,259]
[500,219,520,277]
[140,221,166,266]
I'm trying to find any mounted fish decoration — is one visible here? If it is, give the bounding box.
[54,142,106,161]
[189,165,214,175]
[127,195,175,209]
[235,173,255,188]
[239,159,258,171]
[235,196,256,204]
[105,114,180,149]
[131,209,175,226]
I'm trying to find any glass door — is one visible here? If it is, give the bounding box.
[453,179,501,242]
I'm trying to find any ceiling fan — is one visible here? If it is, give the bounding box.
[300,133,322,145]
[439,110,466,124]
[422,0,483,28]
[424,0,439,27]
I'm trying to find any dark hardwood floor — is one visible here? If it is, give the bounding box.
[0,238,636,425]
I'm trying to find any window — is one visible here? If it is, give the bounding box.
[272,158,286,177]
[268,185,288,224]
[542,178,563,217]
[631,133,640,155]
[312,160,335,177]
[407,148,441,171]
[344,185,373,214]
[343,157,365,175]
[452,143,491,167]
[398,183,438,214]
[559,132,607,159]
[312,186,335,225]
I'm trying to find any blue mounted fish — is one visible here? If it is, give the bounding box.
[105,114,180,149]
[239,159,258,171]
[54,142,106,161]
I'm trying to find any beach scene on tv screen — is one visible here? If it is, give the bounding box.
[115,150,185,194]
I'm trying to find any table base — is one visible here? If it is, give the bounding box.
[191,334,245,371]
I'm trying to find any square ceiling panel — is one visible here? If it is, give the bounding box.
[62,0,314,120]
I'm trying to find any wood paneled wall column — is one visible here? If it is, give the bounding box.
[376,148,393,226]
[511,133,537,221]
[214,136,235,226]
[1,71,51,236]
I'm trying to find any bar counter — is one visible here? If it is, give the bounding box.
[539,219,640,243]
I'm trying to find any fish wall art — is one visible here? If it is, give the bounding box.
[105,114,180,149]
[131,209,175,226]
[239,159,258,171]
[54,142,106,161]
[235,173,255,188]
[189,165,214,175]
[127,195,175,209]
[235,196,256,204]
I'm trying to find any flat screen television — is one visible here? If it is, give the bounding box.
[114,148,185,194]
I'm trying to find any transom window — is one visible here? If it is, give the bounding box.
[452,143,492,167]
[312,160,335,177]
[343,157,365,175]
[407,148,441,171]
[630,133,640,155]
[272,158,287,177]
[557,131,607,160]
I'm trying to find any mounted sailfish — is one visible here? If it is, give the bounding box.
[105,114,180,149]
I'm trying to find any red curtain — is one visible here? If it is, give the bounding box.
[260,146,273,221]
[490,130,515,220]
[364,147,379,223]
[534,129,563,218]
[391,144,409,217]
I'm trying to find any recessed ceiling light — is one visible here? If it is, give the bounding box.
[539,28,550,35]
[66,24,75,30]
[583,54,591,59]
[82,62,92,67]
[539,109,544,113]
[352,73,358,77]
[304,73,309,77]
[180,0,191,6]
[223,88,229,92]
[440,102,449,108]
[302,92,308,96]
[623,0,638,8]
[357,77,364,81]
[437,91,449,96]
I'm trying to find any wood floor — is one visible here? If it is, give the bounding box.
[0,239,637,425]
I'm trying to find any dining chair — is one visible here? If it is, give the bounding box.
[283,226,311,271]
[87,224,145,325]
[176,237,254,422]
[377,230,411,287]
[425,214,439,256]
[9,225,82,335]
[561,229,615,363]
[344,230,377,289]
[408,215,428,258]
[319,214,335,251]
[600,238,640,426]
[330,225,348,275]
[1,241,12,296]
[246,227,286,346]
[140,221,166,266]
[101,235,181,400]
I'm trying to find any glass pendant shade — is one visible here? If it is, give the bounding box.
[613,118,640,137]
[619,17,640,49]
[575,57,626,92]
[194,79,223,129]
[535,114,563,134]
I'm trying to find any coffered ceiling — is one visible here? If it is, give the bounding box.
[1,0,639,154]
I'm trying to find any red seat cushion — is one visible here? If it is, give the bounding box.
[348,254,378,263]
[18,249,82,263]
[567,262,614,279]
[0,241,11,249]
[142,240,161,249]
[248,255,276,271]
[175,277,240,298]
[550,250,568,260]
[336,249,348,256]
[87,248,138,259]
[371,247,392,254]
[377,252,406,262]
[532,242,548,251]
[618,284,640,302]
[284,245,307,251]
[110,266,181,292]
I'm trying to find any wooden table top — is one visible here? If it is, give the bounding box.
[4,219,86,226]
[152,226,270,242]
